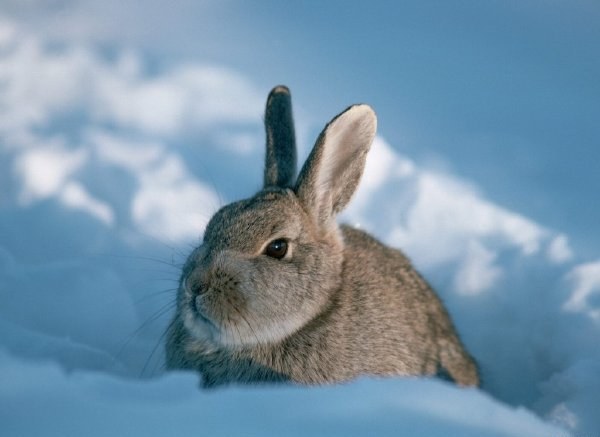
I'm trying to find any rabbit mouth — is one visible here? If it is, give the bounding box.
[191,297,219,331]
[181,277,217,330]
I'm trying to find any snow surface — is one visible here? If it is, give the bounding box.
[1,16,599,436]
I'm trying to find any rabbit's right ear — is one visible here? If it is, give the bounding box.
[295,104,376,227]
[264,86,297,188]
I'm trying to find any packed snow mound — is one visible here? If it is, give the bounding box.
[0,350,568,437]
[0,17,598,436]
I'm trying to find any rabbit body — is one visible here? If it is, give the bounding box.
[165,86,479,388]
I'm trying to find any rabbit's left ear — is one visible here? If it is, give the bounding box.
[295,104,377,226]
[264,86,297,188]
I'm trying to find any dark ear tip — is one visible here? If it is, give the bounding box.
[268,85,291,100]
[266,86,292,115]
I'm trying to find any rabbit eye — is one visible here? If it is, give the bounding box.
[265,239,288,259]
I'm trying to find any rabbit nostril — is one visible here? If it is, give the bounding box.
[190,282,204,296]
[184,275,204,297]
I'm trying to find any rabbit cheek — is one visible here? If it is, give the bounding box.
[206,284,248,324]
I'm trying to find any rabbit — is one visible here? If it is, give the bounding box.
[165,85,479,388]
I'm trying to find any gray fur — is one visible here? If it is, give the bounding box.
[165,87,479,388]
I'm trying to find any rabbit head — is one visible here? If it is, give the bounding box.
[177,86,377,349]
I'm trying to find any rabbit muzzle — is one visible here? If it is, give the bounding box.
[181,250,256,341]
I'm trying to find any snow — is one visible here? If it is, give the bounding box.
[1,16,598,436]
[0,352,569,437]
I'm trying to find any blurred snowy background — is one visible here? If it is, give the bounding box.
[1,1,599,435]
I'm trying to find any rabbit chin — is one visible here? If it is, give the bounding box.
[181,307,220,347]
[182,306,310,348]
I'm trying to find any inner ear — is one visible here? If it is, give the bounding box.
[295,104,377,224]
[264,86,297,188]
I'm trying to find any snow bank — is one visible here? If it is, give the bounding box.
[0,351,568,437]
[1,17,598,435]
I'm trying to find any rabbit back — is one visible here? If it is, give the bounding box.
[335,225,479,386]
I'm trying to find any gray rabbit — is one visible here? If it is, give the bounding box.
[165,86,479,388]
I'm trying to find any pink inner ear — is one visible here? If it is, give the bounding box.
[312,105,377,216]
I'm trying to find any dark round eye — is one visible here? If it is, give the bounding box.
[265,239,288,259]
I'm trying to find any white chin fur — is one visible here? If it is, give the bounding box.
[219,314,308,347]
[182,308,218,344]
[183,305,308,348]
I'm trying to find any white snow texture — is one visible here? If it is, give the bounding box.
[1,18,598,436]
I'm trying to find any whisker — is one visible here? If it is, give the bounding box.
[141,313,179,378]
[127,276,181,287]
[225,314,233,347]
[230,302,262,347]
[116,300,176,362]
[133,287,179,305]
[126,228,195,262]
[126,277,180,289]
[102,253,183,269]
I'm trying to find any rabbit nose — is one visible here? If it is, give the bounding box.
[184,270,207,297]
[189,280,204,297]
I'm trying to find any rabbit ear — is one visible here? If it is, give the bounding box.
[264,86,297,188]
[295,104,377,225]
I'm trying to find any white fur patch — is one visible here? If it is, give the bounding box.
[217,312,310,348]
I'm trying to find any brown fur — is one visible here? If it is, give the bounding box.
[165,86,479,388]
